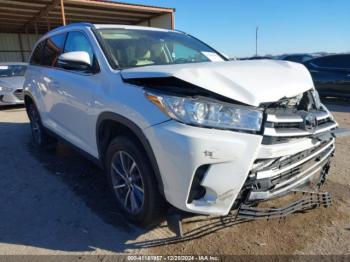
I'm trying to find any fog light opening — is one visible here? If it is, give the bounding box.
[187,165,209,203]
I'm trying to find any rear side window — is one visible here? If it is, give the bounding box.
[42,33,66,67]
[30,40,45,65]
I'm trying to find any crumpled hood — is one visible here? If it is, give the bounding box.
[0,76,25,91]
[121,60,314,106]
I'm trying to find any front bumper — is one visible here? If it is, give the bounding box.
[0,90,24,105]
[144,120,262,215]
[237,191,332,220]
[144,119,337,216]
[246,138,335,202]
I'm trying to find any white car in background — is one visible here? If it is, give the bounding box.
[0,63,27,106]
[23,23,344,235]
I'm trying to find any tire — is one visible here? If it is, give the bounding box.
[27,103,51,147]
[105,135,165,226]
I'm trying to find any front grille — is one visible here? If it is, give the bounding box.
[262,91,337,143]
[247,139,335,201]
[264,141,331,172]
[272,117,333,129]
[274,122,300,129]
[13,89,24,100]
[270,142,333,187]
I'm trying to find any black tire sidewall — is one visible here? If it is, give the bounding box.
[28,103,45,147]
[105,136,163,226]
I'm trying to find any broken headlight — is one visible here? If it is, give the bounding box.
[146,92,263,132]
[311,89,322,109]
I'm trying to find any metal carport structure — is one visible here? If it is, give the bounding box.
[0,0,175,62]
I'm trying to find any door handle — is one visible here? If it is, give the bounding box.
[310,70,319,73]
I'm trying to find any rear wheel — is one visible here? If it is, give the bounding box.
[105,136,164,226]
[27,103,50,147]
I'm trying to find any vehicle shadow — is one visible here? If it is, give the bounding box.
[26,139,257,251]
[124,216,252,249]
[0,104,25,111]
[0,119,251,253]
[0,119,143,253]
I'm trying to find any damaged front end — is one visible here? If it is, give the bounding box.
[235,89,340,220]
[168,89,346,237]
[121,63,350,237]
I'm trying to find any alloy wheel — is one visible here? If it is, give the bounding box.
[110,151,145,214]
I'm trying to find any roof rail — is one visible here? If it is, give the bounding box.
[173,29,187,34]
[47,22,94,34]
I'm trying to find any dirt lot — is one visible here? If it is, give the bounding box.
[0,99,349,256]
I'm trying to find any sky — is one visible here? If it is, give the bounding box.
[117,0,350,58]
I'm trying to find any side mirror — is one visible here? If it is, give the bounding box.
[57,51,92,72]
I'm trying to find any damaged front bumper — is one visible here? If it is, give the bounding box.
[145,91,349,218]
[145,120,341,217]
[237,190,332,220]
[235,127,350,219]
[235,103,341,210]
[245,138,335,202]
[163,121,344,237]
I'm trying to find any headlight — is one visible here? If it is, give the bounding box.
[0,86,13,92]
[146,92,263,132]
[311,89,322,109]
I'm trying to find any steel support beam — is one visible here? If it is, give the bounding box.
[17,33,25,62]
[60,0,66,26]
[22,0,60,32]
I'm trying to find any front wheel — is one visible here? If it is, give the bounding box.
[105,136,165,226]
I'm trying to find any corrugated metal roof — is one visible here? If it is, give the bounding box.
[85,0,175,11]
[0,0,175,34]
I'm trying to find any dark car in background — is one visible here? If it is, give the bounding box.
[279,53,314,63]
[303,54,350,98]
[240,56,272,60]
[0,63,27,106]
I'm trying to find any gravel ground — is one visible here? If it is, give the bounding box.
[0,99,349,256]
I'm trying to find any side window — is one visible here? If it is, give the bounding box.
[42,33,66,67]
[63,31,94,65]
[30,40,45,65]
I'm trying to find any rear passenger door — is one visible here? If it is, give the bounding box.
[26,33,66,126]
[48,31,101,157]
[40,33,67,124]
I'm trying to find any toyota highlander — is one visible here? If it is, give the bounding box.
[23,23,345,229]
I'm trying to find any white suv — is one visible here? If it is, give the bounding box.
[24,23,340,227]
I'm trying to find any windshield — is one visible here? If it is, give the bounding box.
[96,28,225,69]
[0,65,27,77]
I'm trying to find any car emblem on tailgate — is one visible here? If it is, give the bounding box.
[302,112,318,132]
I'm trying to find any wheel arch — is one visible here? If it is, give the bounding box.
[23,91,40,119]
[96,112,165,196]
[24,91,35,109]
